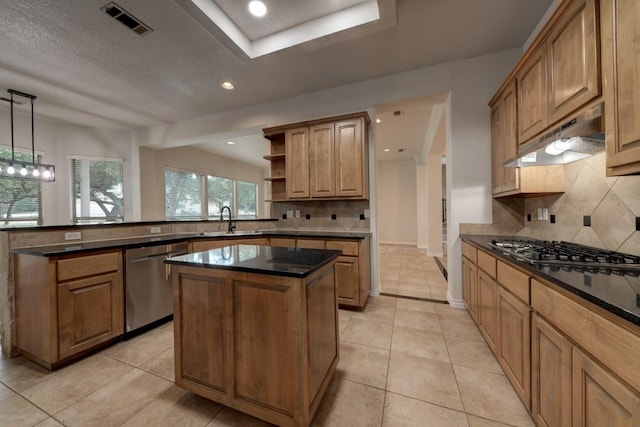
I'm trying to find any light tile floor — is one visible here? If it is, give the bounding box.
[0,245,533,426]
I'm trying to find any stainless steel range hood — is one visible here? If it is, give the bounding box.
[503,103,604,167]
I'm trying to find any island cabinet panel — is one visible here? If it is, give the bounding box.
[309,123,335,198]
[602,0,640,175]
[235,280,295,415]
[532,313,572,427]
[333,256,359,304]
[572,347,640,426]
[172,262,339,427]
[178,275,227,392]
[306,269,338,405]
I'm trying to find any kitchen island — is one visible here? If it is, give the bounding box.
[165,244,341,427]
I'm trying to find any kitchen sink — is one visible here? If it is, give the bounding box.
[200,230,262,237]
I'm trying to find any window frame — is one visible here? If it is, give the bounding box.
[70,155,125,224]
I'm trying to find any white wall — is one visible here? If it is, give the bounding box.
[377,160,417,245]
[0,106,138,225]
[134,48,521,304]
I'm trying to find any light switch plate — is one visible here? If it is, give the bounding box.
[295,210,300,218]
[150,226,161,233]
[64,232,82,240]
[364,209,370,218]
[286,210,293,218]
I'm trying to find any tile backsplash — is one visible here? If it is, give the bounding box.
[271,200,370,231]
[517,152,640,256]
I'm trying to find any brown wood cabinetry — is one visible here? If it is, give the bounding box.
[517,45,549,144]
[14,250,124,369]
[477,269,498,353]
[263,112,370,201]
[263,134,287,201]
[462,255,478,323]
[602,0,640,175]
[547,0,600,123]
[572,347,640,426]
[172,261,339,427]
[532,313,572,427]
[497,286,531,410]
[516,0,599,145]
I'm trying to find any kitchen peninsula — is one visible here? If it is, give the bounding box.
[165,244,341,427]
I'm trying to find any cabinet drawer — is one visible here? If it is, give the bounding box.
[269,238,296,248]
[297,239,325,249]
[477,250,497,279]
[462,242,477,263]
[326,241,358,256]
[497,261,530,303]
[57,252,120,282]
[532,279,640,393]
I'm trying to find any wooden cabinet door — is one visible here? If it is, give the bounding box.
[462,257,478,323]
[572,347,640,426]
[335,255,359,305]
[602,0,640,175]
[477,270,498,353]
[532,313,572,427]
[176,274,229,393]
[334,118,366,197]
[286,127,310,198]
[492,80,519,196]
[57,272,124,359]
[547,0,599,123]
[309,123,335,198]
[497,286,532,410]
[518,46,548,144]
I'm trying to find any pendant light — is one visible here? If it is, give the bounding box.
[1,89,55,182]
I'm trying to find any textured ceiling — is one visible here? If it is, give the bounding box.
[0,0,553,165]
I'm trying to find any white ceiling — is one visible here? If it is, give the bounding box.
[0,0,553,167]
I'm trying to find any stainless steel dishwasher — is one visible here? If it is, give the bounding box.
[124,242,188,336]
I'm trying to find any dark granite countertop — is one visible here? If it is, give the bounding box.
[10,229,370,257]
[462,235,640,327]
[165,245,341,278]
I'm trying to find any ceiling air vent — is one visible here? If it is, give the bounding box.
[103,2,153,36]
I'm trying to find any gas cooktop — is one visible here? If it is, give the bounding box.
[490,239,640,274]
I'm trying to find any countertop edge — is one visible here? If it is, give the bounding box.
[461,234,640,328]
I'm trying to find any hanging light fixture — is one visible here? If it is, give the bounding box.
[0,89,55,182]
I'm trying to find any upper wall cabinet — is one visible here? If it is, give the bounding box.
[263,112,370,201]
[517,0,600,146]
[602,0,640,175]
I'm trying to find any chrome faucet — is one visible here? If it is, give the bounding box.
[220,205,236,233]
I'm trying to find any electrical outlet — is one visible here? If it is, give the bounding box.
[542,208,549,221]
[537,208,544,220]
[64,231,81,240]
[295,210,300,218]
[364,209,370,218]
[287,210,294,218]
[150,226,161,234]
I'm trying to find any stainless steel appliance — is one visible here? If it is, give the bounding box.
[124,242,188,335]
[490,239,640,272]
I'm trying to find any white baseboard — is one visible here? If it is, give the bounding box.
[370,288,380,297]
[447,291,466,309]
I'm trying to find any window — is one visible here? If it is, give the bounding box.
[0,148,42,227]
[165,168,203,219]
[164,167,258,220]
[72,158,124,224]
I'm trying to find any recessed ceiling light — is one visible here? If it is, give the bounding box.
[248,1,267,17]
[227,141,235,145]
[221,81,235,90]
[376,118,382,124]
[384,148,390,152]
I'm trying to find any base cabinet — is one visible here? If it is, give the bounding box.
[462,257,478,323]
[15,250,124,369]
[477,270,499,353]
[497,286,531,410]
[572,347,640,427]
[532,313,572,427]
